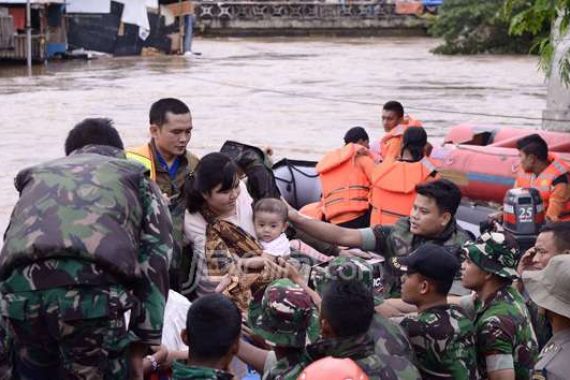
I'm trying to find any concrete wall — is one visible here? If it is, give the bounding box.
[194,1,430,37]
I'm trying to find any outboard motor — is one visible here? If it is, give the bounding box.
[503,187,545,254]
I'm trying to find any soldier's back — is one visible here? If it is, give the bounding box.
[400,304,479,380]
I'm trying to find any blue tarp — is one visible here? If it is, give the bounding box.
[423,0,443,5]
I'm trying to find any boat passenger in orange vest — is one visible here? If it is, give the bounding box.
[125,98,199,290]
[515,134,570,222]
[300,127,374,228]
[370,101,423,162]
[370,126,438,226]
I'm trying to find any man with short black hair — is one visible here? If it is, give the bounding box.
[515,134,570,222]
[517,221,570,349]
[343,126,370,148]
[299,126,374,228]
[172,294,241,380]
[307,280,421,380]
[289,179,470,297]
[127,98,200,291]
[0,118,173,379]
[398,243,479,379]
[370,100,422,161]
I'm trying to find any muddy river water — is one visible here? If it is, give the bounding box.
[0,36,546,234]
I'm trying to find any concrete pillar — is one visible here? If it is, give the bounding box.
[543,13,570,132]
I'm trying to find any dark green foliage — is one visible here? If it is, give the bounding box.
[430,0,548,55]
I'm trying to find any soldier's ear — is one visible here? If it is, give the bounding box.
[419,279,429,295]
[440,211,451,227]
[181,329,189,346]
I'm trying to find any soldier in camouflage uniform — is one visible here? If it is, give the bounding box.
[288,179,471,298]
[307,279,421,380]
[0,118,173,379]
[396,243,479,380]
[172,294,241,380]
[461,232,539,380]
[126,98,199,292]
[312,256,415,362]
[248,278,316,380]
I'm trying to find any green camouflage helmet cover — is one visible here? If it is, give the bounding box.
[463,232,519,279]
[249,279,314,348]
[312,256,383,305]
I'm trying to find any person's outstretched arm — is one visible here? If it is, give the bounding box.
[288,208,364,248]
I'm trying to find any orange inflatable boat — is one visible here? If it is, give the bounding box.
[431,124,570,203]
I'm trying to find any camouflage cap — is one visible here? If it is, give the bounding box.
[313,256,383,305]
[248,279,314,348]
[463,232,519,279]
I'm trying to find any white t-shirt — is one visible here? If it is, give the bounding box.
[161,290,191,351]
[260,233,291,257]
[183,181,256,297]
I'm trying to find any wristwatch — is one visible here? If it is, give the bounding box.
[146,355,159,372]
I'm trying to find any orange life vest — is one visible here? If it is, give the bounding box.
[299,201,324,221]
[379,116,423,162]
[370,157,437,225]
[316,143,372,225]
[515,156,570,221]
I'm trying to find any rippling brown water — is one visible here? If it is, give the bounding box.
[0,36,546,234]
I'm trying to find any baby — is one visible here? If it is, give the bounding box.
[253,198,332,263]
[253,198,291,257]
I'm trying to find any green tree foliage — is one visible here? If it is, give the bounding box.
[430,0,548,55]
[506,0,570,85]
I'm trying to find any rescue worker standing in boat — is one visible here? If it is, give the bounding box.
[369,126,438,226]
[370,101,422,162]
[515,134,570,222]
[126,98,200,290]
[300,126,374,229]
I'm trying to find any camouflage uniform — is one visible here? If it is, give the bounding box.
[149,141,199,291]
[0,145,173,379]
[313,256,415,361]
[400,304,480,380]
[306,333,421,380]
[171,361,233,380]
[361,217,471,297]
[248,279,316,380]
[464,233,539,380]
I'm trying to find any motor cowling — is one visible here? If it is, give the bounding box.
[503,187,545,252]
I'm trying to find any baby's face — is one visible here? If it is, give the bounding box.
[254,211,287,243]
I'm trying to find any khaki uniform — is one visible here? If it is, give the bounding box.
[532,329,570,380]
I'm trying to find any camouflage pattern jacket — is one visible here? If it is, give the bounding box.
[172,361,233,380]
[307,333,421,380]
[474,285,539,380]
[265,350,312,380]
[369,314,415,361]
[400,304,480,380]
[0,145,173,345]
[369,217,470,297]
